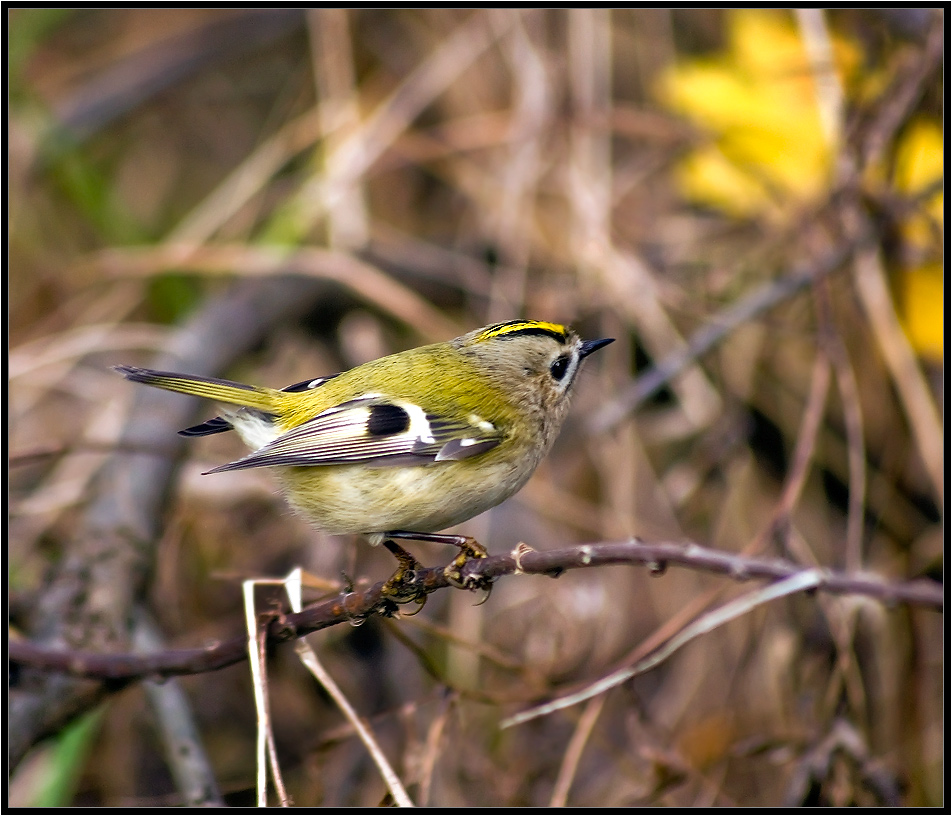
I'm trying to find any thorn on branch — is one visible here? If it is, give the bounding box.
[647,560,668,576]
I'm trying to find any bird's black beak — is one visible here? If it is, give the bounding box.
[579,337,614,359]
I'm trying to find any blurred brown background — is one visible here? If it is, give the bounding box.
[8,9,943,807]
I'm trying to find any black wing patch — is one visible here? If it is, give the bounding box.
[367,404,411,436]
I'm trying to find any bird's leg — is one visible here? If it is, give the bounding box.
[379,539,428,609]
[385,531,492,596]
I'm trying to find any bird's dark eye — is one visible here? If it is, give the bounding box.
[549,356,570,381]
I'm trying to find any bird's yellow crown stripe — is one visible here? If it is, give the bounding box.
[476,320,568,343]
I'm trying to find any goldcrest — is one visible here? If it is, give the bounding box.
[116,320,612,562]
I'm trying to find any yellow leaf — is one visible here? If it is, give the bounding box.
[895,119,944,196]
[657,10,860,218]
[894,119,944,242]
[674,146,776,217]
[897,262,944,362]
[874,117,943,361]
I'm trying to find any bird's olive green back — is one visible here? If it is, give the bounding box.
[273,342,519,433]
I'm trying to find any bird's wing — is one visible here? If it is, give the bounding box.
[205,396,502,473]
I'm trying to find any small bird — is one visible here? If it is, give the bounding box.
[116,319,612,599]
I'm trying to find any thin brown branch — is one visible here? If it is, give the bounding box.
[133,612,225,807]
[588,237,867,434]
[10,538,941,685]
[81,243,462,342]
[550,695,606,807]
[856,15,943,171]
[417,690,456,806]
[815,278,867,572]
